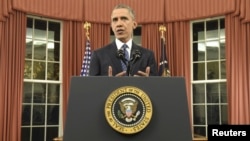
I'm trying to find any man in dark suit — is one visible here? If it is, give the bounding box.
[89,4,158,76]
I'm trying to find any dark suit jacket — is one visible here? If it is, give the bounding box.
[89,41,158,76]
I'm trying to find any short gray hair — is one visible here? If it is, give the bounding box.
[112,4,136,20]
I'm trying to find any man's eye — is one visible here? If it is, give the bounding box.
[121,17,128,21]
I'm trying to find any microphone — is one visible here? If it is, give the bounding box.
[117,49,126,64]
[131,49,141,64]
[117,49,124,59]
[128,49,141,76]
[117,49,129,76]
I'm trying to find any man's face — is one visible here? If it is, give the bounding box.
[111,8,137,43]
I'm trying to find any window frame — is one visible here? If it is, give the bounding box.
[22,15,63,141]
[190,16,227,139]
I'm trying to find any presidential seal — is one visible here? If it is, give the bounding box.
[104,86,153,134]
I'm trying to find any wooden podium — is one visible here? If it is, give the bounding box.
[63,76,192,141]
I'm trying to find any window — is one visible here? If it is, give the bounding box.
[22,17,62,141]
[191,18,227,138]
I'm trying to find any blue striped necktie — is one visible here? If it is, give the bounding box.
[121,44,129,71]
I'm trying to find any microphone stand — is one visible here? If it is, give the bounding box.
[127,60,132,76]
[127,54,141,76]
[118,49,141,76]
[117,49,128,75]
[127,50,141,76]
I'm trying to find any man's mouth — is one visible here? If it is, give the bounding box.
[116,29,124,34]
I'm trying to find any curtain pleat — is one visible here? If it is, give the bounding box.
[141,24,162,65]
[89,23,110,50]
[0,0,13,21]
[141,22,191,121]
[1,0,250,140]
[84,0,164,24]
[164,0,235,22]
[166,21,191,118]
[62,22,110,126]
[62,21,83,126]
[239,0,250,23]
[12,0,84,21]
[0,22,3,47]
[0,21,7,141]
[0,11,26,141]
[11,0,238,23]
[226,13,250,124]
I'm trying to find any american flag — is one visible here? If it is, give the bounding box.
[158,36,170,77]
[80,39,91,76]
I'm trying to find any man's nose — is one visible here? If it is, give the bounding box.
[116,19,123,26]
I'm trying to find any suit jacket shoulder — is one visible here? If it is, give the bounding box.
[89,41,123,76]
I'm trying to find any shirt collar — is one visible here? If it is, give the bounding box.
[116,39,132,50]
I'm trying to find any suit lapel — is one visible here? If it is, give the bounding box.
[130,42,142,74]
[109,42,123,73]
[108,41,143,75]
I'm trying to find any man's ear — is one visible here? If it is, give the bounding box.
[133,22,138,29]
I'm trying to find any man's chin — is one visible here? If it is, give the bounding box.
[116,36,127,42]
[117,38,127,43]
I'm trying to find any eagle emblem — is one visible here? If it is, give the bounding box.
[105,86,153,134]
[118,97,141,122]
